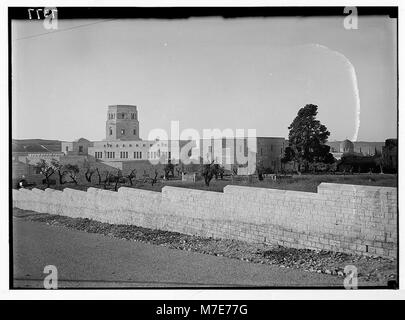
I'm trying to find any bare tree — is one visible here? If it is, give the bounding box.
[201,162,215,186]
[151,169,159,186]
[114,169,122,191]
[142,170,149,183]
[50,159,66,185]
[126,169,137,186]
[85,167,95,183]
[103,171,110,189]
[164,160,175,179]
[95,167,102,185]
[82,159,95,183]
[35,159,55,188]
[65,164,80,185]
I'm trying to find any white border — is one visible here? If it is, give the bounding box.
[1,0,403,300]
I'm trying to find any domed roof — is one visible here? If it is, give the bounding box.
[340,139,354,153]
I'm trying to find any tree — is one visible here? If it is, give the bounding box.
[50,159,66,185]
[65,164,80,185]
[103,171,110,189]
[35,159,55,188]
[126,169,137,186]
[282,104,334,172]
[211,163,225,180]
[95,168,102,185]
[83,160,95,183]
[113,169,122,191]
[164,160,175,179]
[151,169,159,186]
[201,161,215,186]
[256,160,264,181]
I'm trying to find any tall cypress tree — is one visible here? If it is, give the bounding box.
[282,104,334,171]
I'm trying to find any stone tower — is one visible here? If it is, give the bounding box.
[105,105,140,141]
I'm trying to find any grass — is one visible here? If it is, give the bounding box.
[35,173,397,194]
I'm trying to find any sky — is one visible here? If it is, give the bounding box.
[11,16,397,142]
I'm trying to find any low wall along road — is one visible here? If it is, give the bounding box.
[12,183,397,258]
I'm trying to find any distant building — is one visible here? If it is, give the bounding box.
[61,105,286,174]
[195,137,286,174]
[61,138,93,156]
[326,139,384,160]
[340,139,354,153]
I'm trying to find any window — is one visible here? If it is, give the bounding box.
[139,151,142,159]
[121,129,125,135]
[65,146,68,152]
[79,146,83,153]
[109,128,112,135]
[133,128,136,135]
[168,151,171,159]
[131,113,135,119]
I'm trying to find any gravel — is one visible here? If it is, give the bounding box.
[13,208,397,285]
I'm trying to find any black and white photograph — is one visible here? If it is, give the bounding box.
[5,2,401,296]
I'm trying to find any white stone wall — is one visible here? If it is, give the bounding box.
[12,183,398,258]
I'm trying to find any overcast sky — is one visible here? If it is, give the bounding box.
[12,16,397,142]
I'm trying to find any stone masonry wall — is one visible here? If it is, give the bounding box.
[12,183,397,258]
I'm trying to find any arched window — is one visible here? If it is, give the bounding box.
[109,128,112,135]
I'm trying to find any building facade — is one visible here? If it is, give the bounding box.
[326,140,385,160]
[61,104,286,174]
